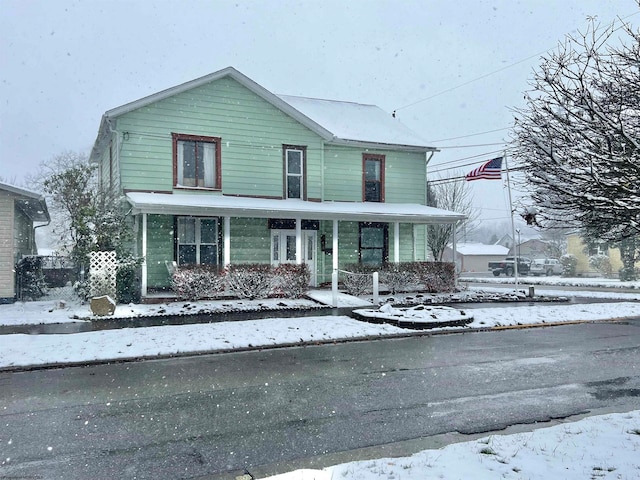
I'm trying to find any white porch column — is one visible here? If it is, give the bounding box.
[452,222,458,285]
[295,217,302,264]
[394,221,400,263]
[224,216,231,266]
[332,219,339,270]
[141,213,148,297]
[332,219,339,307]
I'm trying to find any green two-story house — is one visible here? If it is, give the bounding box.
[89,67,464,298]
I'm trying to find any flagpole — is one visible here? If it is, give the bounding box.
[504,151,519,290]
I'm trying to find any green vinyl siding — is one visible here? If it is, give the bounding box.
[114,77,323,198]
[323,145,426,203]
[229,218,270,264]
[144,215,175,288]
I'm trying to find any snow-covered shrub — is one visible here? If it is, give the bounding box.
[342,264,377,296]
[224,264,274,299]
[380,264,418,294]
[589,254,612,278]
[116,254,142,304]
[409,262,455,293]
[15,256,47,301]
[171,265,224,301]
[560,254,577,276]
[272,264,310,298]
[618,265,639,282]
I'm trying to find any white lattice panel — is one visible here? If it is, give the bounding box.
[89,251,117,299]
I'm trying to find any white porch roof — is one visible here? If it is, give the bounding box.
[126,192,465,224]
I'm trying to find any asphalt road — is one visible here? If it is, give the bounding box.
[2,319,640,479]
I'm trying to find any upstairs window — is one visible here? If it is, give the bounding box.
[284,145,306,199]
[363,154,385,202]
[173,133,221,189]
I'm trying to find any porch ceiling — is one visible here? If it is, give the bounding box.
[126,192,465,224]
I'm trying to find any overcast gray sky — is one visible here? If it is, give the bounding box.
[1,0,638,226]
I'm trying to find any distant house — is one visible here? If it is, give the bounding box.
[510,239,551,259]
[566,233,632,277]
[443,243,509,273]
[89,66,465,299]
[494,234,513,250]
[0,182,50,303]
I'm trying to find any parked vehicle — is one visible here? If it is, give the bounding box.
[530,258,563,276]
[488,256,531,276]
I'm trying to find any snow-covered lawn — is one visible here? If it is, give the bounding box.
[265,410,640,480]
[0,279,639,370]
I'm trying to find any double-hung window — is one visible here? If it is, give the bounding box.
[173,133,221,189]
[359,222,388,265]
[363,154,385,202]
[177,217,219,265]
[284,145,306,199]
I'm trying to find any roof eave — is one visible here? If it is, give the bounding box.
[328,137,438,153]
[126,197,465,225]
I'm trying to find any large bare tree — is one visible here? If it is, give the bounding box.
[511,17,640,279]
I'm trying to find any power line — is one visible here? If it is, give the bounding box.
[429,127,511,143]
[435,142,507,149]
[392,10,640,115]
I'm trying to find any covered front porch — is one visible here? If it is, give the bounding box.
[126,192,466,298]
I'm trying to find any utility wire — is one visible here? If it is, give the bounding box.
[429,127,511,143]
[393,10,640,115]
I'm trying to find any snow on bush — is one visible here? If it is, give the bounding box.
[342,262,455,296]
[171,265,224,301]
[173,264,311,300]
[380,264,418,294]
[560,254,578,277]
[224,264,274,299]
[589,254,612,278]
[272,264,310,298]
[342,264,377,296]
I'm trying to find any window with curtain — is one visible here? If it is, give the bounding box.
[173,133,221,189]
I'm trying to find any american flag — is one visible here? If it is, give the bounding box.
[465,156,503,181]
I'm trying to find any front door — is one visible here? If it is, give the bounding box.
[271,230,317,286]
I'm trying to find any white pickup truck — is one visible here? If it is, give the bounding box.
[530,258,563,276]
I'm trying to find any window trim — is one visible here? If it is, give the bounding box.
[362,153,385,202]
[283,145,307,200]
[172,133,222,190]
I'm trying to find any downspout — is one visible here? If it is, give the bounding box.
[33,219,51,255]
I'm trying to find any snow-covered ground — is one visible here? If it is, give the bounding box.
[265,410,640,480]
[1,277,639,479]
[0,279,638,370]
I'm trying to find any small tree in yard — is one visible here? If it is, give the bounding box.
[511,18,640,280]
[426,176,477,261]
[30,151,141,301]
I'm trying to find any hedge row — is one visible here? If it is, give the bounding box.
[341,262,455,296]
[171,263,310,301]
